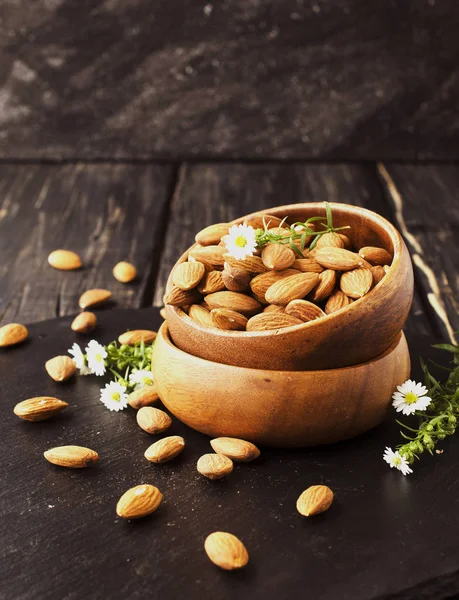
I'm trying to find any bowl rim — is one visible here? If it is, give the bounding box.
[166,201,405,338]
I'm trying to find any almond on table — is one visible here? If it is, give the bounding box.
[118,330,157,345]
[0,323,28,347]
[113,261,137,283]
[13,397,68,421]
[116,484,162,519]
[210,437,260,462]
[71,311,97,333]
[144,436,185,463]
[45,355,77,382]
[79,289,112,309]
[127,386,159,409]
[48,249,82,270]
[204,532,249,570]
[136,407,172,434]
[44,445,99,468]
[197,454,234,479]
[296,485,334,517]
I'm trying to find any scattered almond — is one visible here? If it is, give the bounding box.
[144,436,185,463]
[48,249,82,271]
[0,323,28,347]
[195,223,230,246]
[128,386,159,409]
[116,484,162,519]
[340,268,373,299]
[188,304,214,328]
[79,289,112,309]
[285,299,325,322]
[315,232,345,249]
[13,396,68,422]
[204,532,249,570]
[163,286,201,307]
[359,246,392,266]
[45,356,77,382]
[205,291,261,316]
[261,243,296,270]
[44,445,99,468]
[118,330,157,345]
[173,261,206,290]
[314,247,363,271]
[325,290,353,314]
[197,270,225,294]
[265,272,320,305]
[211,308,248,331]
[197,454,234,480]
[296,485,334,517]
[310,269,336,302]
[189,245,226,267]
[113,261,137,283]
[371,265,386,285]
[292,258,323,273]
[246,312,303,331]
[136,407,172,434]
[210,437,260,462]
[71,311,96,333]
[224,254,269,274]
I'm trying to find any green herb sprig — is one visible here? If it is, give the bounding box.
[105,339,153,389]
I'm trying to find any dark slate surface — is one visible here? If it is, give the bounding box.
[1,0,459,160]
[1,307,459,600]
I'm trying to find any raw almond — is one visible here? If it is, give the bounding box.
[44,445,99,468]
[197,270,225,294]
[315,232,345,249]
[292,258,323,273]
[205,291,261,316]
[188,304,214,328]
[211,308,248,331]
[243,214,283,229]
[45,356,77,382]
[296,485,334,517]
[144,436,185,463]
[136,407,172,434]
[0,323,28,347]
[13,397,68,422]
[265,272,320,305]
[204,532,249,570]
[263,304,285,314]
[118,330,157,345]
[79,289,112,309]
[116,484,162,519]
[113,261,137,283]
[128,386,159,409]
[172,261,206,290]
[371,265,386,285]
[221,265,251,292]
[197,454,234,479]
[338,233,352,249]
[314,247,363,271]
[224,254,269,274]
[195,223,230,246]
[163,286,201,307]
[250,269,298,300]
[324,290,353,314]
[310,269,336,302]
[340,268,373,299]
[246,312,303,331]
[359,246,392,266]
[71,311,97,333]
[261,243,296,270]
[48,249,82,271]
[210,437,260,462]
[285,300,325,322]
[189,245,226,267]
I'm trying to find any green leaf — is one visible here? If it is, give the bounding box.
[432,343,459,353]
[324,202,333,228]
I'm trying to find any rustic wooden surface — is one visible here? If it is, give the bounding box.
[1,1,459,160]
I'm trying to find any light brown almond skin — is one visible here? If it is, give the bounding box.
[340,268,373,299]
[14,397,68,422]
[45,356,77,382]
[79,289,112,309]
[296,485,334,517]
[188,304,214,328]
[113,261,137,283]
[221,265,251,292]
[324,290,353,314]
[116,484,162,519]
[71,311,97,333]
[265,272,320,305]
[338,233,352,249]
[263,304,286,314]
[292,258,323,273]
[0,323,28,347]
[310,269,336,302]
[144,436,185,463]
[211,308,248,331]
[128,386,159,409]
[197,270,226,294]
[204,532,249,570]
[210,437,260,462]
[118,330,157,345]
[359,246,393,266]
[261,243,296,270]
[136,407,172,434]
[205,291,261,316]
[315,232,345,249]
[314,247,363,271]
[163,286,201,307]
[189,245,226,267]
[195,223,230,246]
[250,269,298,300]
[48,249,82,271]
[173,261,206,290]
[246,312,303,331]
[243,214,283,229]
[371,265,386,285]
[44,445,98,468]
[223,254,269,274]
[285,299,325,322]
[197,454,234,480]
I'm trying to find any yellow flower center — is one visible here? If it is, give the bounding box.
[112,392,120,401]
[235,235,247,248]
[142,376,152,385]
[404,391,418,404]
[95,353,103,363]
[394,456,401,466]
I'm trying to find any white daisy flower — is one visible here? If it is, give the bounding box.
[68,343,92,375]
[223,224,257,260]
[383,447,413,476]
[129,369,154,390]
[100,381,128,412]
[392,379,432,415]
[85,340,107,376]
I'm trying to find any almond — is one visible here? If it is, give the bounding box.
[195,223,230,246]
[324,290,353,314]
[224,254,269,274]
[292,258,323,273]
[205,291,261,316]
[340,268,373,299]
[210,437,260,462]
[189,245,226,267]
[296,485,334,517]
[144,436,185,463]
[265,272,320,305]
[79,289,112,309]
[71,311,97,333]
[204,532,249,570]
[163,286,201,307]
[315,232,345,249]
[0,323,28,347]
[113,261,137,283]
[118,330,157,345]
[263,304,286,314]
[116,484,162,519]
[310,269,336,302]
[250,269,298,300]
[188,304,214,328]
[338,233,352,249]
[211,308,248,331]
[285,299,325,322]
[48,249,82,271]
[13,397,68,422]
[371,265,386,285]
[172,261,206,290]
[197,454,234,480]
[243,214,283,229]
[197,270,225,294]
[246,312,303,331]
[136,407,172,434]
[128,386,159,409]
[44,445,98,468]
[261,243,296,270]
[314,247,363,271]
[45,356,77,382]
[359,246,392,266]
[221,264,252,292]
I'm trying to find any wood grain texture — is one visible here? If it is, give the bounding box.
[0,164,175,325]
[1,1,459,160]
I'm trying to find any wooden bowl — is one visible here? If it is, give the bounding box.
[153,324,410,447]
[165,202,414,371]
